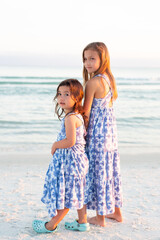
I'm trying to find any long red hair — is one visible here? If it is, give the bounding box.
[82,42,118,101]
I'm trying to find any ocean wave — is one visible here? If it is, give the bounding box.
[0,76,159,86]
[0,76,65,80]
[0,81,61,85]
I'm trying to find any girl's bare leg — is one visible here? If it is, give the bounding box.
[77,205,87,224]
[106,207,123,222]
[45,208,69,231]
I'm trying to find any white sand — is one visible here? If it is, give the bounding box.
[0,153,160,240]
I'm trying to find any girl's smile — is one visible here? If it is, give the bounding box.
[83,49,101,74]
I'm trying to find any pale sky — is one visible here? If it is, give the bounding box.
[0,0,160,67]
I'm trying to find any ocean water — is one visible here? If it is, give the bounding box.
[0,66,160,155]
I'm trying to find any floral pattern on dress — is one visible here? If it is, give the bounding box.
[84,74,123,215]
[41,113,89,217]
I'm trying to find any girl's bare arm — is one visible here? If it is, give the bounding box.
[83,80,96,120]
[51,115,77,155]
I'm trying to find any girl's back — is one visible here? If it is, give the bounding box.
[92,74,110,99]
[86,74,118,151]
[90,74,112,107]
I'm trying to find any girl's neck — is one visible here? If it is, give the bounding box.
[64,108,74,114]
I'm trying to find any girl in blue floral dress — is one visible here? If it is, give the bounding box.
[32,79,89,233]
[82,42,123,227]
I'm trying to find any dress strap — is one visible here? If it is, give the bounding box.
[75,114,87,136]
[75,113,84,123]
[65,112,76,117]
[94,74,111,87]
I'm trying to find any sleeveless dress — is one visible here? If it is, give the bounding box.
[41,113,88,217]
[84,74,123,215]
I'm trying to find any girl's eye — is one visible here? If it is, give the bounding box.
[58,93,61,96]
[65,93,69,96]
[91,57,94,60]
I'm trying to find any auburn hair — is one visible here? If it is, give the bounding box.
[82,42,118,101]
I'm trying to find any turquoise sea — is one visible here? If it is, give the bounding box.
[0,66,160,154]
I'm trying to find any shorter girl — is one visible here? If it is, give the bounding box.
[32,79,89,233]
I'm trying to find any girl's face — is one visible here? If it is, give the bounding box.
[83,49,101,74]
[57,86,76,113]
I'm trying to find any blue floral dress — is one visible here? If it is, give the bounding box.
[84,74,123,215]
[41,113,88,217]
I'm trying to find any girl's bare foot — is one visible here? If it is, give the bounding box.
[106,213,123,222]
[106,207,123,222]
[87,216,106,227]
[45,221,56,231]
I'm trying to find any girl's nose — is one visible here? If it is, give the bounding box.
[60,95,64,100]
[85,59,90,66]
[58,94,63,101]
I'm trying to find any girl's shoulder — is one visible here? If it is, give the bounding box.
[64,113,77,126]
[65,113,83,128]
[88,74,110,90]
[85,76,100,89]
[65,112,82,122]
[65,112,76,120]
[90,74,101,82]
[93,74,110,86]
[88,74,109,86]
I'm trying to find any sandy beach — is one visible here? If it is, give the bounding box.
[0,153,159,240]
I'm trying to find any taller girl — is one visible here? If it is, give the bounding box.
[83,42,123,227]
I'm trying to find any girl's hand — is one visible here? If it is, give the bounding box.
[51,142,57,155]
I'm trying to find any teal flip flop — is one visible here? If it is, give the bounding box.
[65,220,90,232]
[32,220,58,233]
